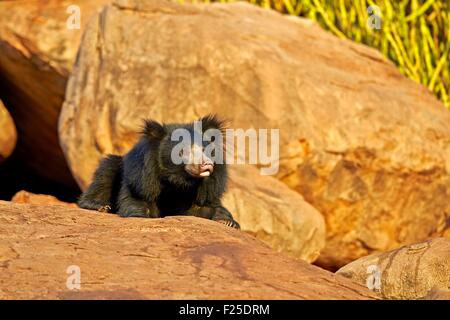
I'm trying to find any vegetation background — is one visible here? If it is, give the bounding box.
[182,0,450,108]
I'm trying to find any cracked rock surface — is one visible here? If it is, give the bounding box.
[337,238,450,299]
[0,201,376,300]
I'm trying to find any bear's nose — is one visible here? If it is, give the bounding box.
[199,161,214,176]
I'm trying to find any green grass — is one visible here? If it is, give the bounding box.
[181,0,450,108]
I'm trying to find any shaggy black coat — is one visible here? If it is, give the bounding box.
[78,115,239,229]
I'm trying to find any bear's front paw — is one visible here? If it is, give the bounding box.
[98,205,112,213]
[216,218,240,230]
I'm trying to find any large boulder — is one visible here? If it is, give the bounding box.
[60,0,450,269]
[9,171,327,264]
[0,0,109,186]
[337,238,450,300]
[223,165,325,263]
[0,201,376,300]
[0,99,16,162]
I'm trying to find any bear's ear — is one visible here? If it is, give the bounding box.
[200,114,227,134]
[142,119,166,141]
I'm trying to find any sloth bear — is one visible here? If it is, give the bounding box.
[78,115,240,229]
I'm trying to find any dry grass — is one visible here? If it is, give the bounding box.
[182,0,450,108]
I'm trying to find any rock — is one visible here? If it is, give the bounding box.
[11,190,77,208]
[0,99,16,162]
[424,289,450,300]
[9,171,326,264]
[0,201,376,299]
[0,0,109,186]
[223,165,325,263]
[59,0,450,269]
[336,238,450,300]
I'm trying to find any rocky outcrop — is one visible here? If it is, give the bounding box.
[336,238,450,300]
[11,190,77,208]
[0,201,376,300]
[59,0,450,269]
[0,0,109,186]
[223,165,325,263]
[0,99,16,162]
[9,171,327,264]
